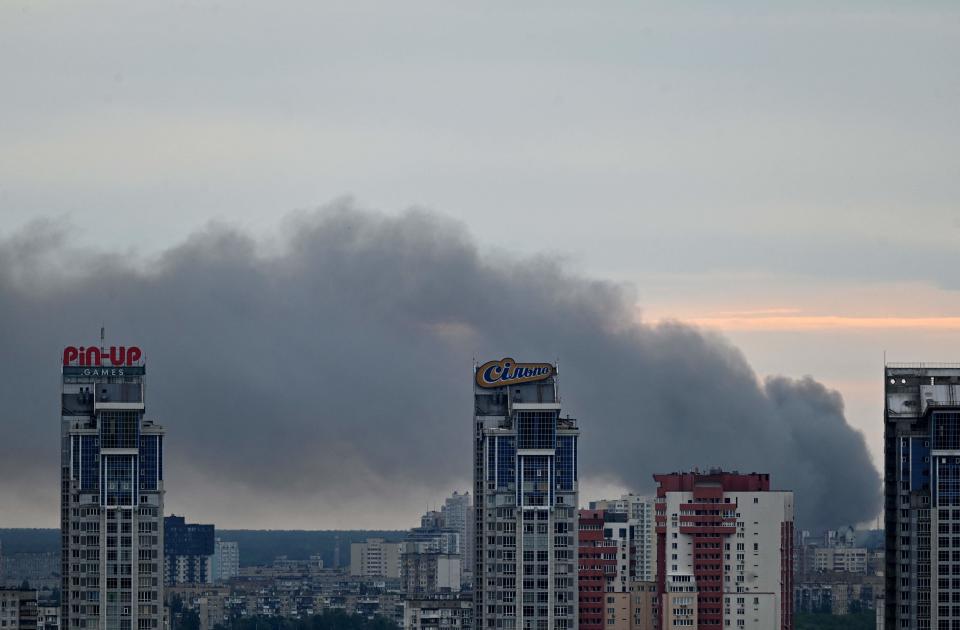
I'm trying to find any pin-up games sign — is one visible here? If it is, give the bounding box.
[475,357,555,389]
[63,345,142,367]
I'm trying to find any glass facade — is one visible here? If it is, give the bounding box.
[517,411,556,450]
[937,458,960,507]
[139,436,161,491]
[935,412,960,451]
[474,364,577,630]
[81,435,100,492]
[62,362,163,630]
[100,410,140,449]
[520,455,550,507]
[556,436,576,492]
[102,454,136,507]
[497,436,517,489]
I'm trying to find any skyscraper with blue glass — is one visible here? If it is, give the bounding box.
[884,363,960,630]
[473,358,579,630]
[60,345,164,630]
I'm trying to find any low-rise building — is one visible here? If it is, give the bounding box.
[402,596,472,630]
[0,589,37,630]
[36,605,58,630]
[813,547,868,574]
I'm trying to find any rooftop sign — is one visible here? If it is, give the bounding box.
[475,357,554,389]
[63,345,142,367]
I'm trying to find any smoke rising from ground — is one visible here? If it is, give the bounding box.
[0,202,879,530]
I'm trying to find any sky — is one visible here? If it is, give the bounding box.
[1,1,958,530]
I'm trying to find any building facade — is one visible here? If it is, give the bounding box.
[473,358,579,630]
[812,548,868,574]
[882,364,960,629]
[588,495,658,584]
[403,596,473,630]
[629,581,658,630]
[407,512,462,556]
[578,510,612,630]
[60,343,164,630]
[211,540,239,583]
[350,539,401,578]
[0,589,38,630]
[654,471,794,630]
[400,552,462,596]
[163,517,214,586]
[578,510,656,630]
[442,492,474,588]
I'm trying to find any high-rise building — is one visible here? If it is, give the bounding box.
[211,540,239,583]
[589,495,657,583]
[578,510,645,630]
[60,343,164,630]
[654,470,794,630]
[406,511,462,555]
[578,510,615,630]
[473,358,579,630]
[163,517,214,586]
[883,364,960,629]
[441,492,474,587]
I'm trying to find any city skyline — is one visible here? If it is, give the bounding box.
[2,0,959,494]
[4,3,951,629]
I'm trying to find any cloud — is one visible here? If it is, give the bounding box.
[0,201,879,530]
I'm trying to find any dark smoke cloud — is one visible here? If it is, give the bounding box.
[0,202,879,530]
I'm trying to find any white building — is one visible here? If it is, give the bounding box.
[212,539,240,582]
[813,547,868,574]
[589,494,657,582]
[350,538,401,578]
[655,471,794,630]
[440,492,473,586]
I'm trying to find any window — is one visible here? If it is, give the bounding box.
[99,410,140,449]
[556,436,576,491]
[517,411,556,449]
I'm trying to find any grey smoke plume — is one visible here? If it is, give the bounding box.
[0,202,879,530]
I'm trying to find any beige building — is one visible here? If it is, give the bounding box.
[604,592,630,630]
[662,577,697,629]
[628,581,658,630]
[350,538,401,578]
